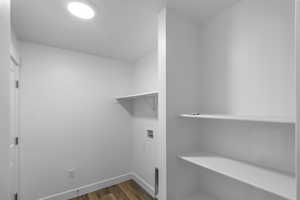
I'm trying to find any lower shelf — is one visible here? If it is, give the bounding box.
[179,152,296,200]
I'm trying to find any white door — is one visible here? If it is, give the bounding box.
[9,58,20,200]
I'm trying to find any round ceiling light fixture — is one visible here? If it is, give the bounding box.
[67,1,95,20]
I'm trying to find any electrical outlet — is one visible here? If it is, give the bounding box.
[68,169,76,179]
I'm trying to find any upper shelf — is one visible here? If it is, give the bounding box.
[179,152,296,200]
[179,114,295,124]
[116,91,158,101]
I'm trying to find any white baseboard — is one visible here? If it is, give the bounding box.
[130,172,155,197]
[38,172,155,200]
[39,173,132,200]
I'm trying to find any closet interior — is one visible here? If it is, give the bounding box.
[6,0,300,200]
[11,0,161,199]
[162,0,297,200]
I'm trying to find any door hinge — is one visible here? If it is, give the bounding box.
[14,193,18,200]
[15,137,19,146]
[155,168,159,197]
[15,80,19,89]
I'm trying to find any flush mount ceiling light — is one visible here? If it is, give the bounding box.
[67,1,95,20]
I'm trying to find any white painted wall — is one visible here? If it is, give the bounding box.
[10,29,20,64]
[165,0,295,199]
[131,52,158,190]
[296,1,300,199]
[0,0,11,199]
[132,52,158,93]
[197,0,295,118]
[165,10,206,200]
[196,0,295,174]
[19,42,134,200]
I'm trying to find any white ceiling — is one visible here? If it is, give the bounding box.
[12,0,240,62]
[12,0,163,62]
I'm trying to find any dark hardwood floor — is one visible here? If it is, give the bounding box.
[70,180,154,200]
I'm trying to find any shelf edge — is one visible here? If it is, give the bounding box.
[179,114,295,124]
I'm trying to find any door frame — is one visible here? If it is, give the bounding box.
[158,8,167,200]
[9,55,20,200]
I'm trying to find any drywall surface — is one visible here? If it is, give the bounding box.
[198,0,295,118]
[10,29,20,63]
[0,0,11,199]
[20,42,133,200]
[296,1,300,198]
[194,0,295,176]
[132,51,158,93]
[131,52,158,189]
[166,10,206,200]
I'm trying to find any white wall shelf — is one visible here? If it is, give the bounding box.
[116,91,158,101]
[179,152,296,200]
[179,114,295,124]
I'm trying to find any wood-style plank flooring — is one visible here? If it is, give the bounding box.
[70,180,154,200]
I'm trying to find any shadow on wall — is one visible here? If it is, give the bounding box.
[118,97,158,119]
